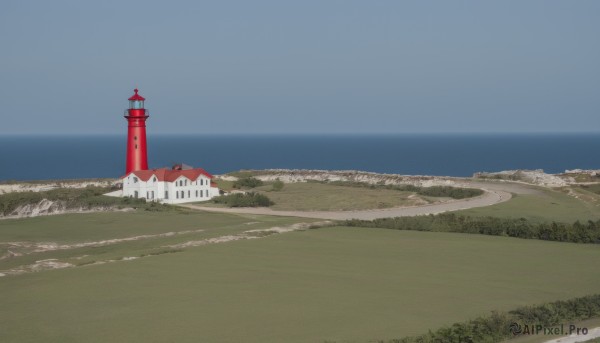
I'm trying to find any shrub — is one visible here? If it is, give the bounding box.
[0,186,170,216]
[321,180,483,199]
[272,180,284,191]
[413,185,483,199]
[343,213,600,244]
[388,294,600,343]
[212,192,274,207]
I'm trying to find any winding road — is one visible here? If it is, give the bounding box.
[181,182,520,220]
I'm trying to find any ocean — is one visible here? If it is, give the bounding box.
[0,134,598,181]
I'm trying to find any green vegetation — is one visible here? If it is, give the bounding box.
[250,182,433,211]
[213,179,234,191]
[232,176,264,189]
[0,186,171,216]
[579,183,600,195]
[323,180,484,199]
[226,170,257,178]
[389,294,600,343]
[211,192,274,207]
[505,316,600,343]
[1,225,600,342]
[271,179,284,191]
[344,213,600,244]
[459,189,600,223]
[0,210,309,272]
[475,173,524,181]
[416,185,483,198]
[3,177,600,342]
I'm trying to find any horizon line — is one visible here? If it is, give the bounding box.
[2,131,600,136]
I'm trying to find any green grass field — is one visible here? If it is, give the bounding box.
[0,210,314,273]
[459,187,600,223]
[246,182,440,211]
[3,179,600,342]
[2,219,599,343]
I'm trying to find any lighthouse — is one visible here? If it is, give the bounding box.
[117,88,220,203]
[124,88,149,174]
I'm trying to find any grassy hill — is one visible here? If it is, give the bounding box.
[1,217,600,342]
[2,176,600,342]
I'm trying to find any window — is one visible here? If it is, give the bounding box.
[165,191,169,199]
[134,191,138,198]
[195,190,198,197]
[176,192,179,199]
[133,177,138,183]
[200,190,203,197]
[130,100,144,109]
[188,190,190,198]
[185,180,188,186]
[146,191,149,199]
[153,177,157,182]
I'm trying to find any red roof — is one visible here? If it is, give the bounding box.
[124,167,213,182]
[128,88,146,101]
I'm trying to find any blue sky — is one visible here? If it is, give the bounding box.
[0,1,599,134]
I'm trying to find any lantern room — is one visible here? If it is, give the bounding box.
[128,88,145,109]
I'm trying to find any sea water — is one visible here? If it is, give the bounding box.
[0,133,598,181]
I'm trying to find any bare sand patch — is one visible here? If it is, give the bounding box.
[0,229,205,260]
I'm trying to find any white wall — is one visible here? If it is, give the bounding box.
[122,174,218,204]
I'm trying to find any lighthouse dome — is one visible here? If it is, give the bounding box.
[128,88,145,109]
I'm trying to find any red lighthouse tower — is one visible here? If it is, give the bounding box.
[124,89,149,174]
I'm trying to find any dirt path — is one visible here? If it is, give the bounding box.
[181,188,512,220]
[0,221,330,277]
[0,229,206,259]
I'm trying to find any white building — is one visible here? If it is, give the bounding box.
[122,164,220,204]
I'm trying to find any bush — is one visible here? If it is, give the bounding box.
[212,192,274,207]
[343,213,600,244]
[388,294,600,343]
[412,185,483,199]
[271,180,284,191]
[233,177,263,189]
[0,186,169,216]
[322,180,483,199]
